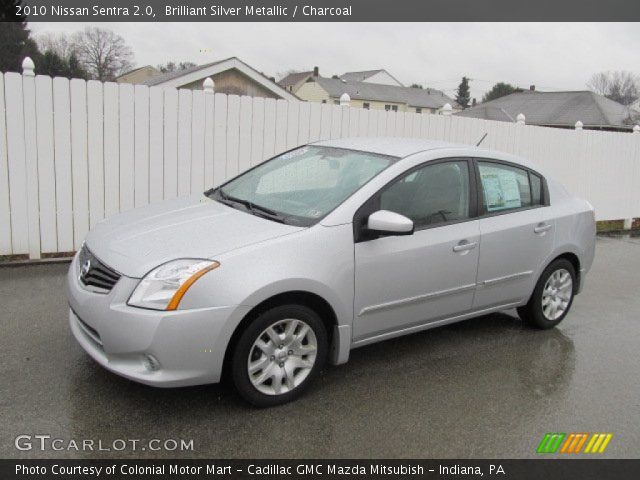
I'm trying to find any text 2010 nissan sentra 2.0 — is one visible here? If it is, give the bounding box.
[67,138,595,406]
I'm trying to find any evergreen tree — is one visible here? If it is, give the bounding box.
[455,77,471,109]
[67,52,88,79]
[0,0,40,73]
[482,82,518,103]
[39,50,67,77]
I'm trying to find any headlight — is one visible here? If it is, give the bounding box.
[128,259,220,311]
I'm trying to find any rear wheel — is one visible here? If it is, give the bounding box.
[231,305,328,407]
[518,259,576,329]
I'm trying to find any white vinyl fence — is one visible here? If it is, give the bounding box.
[1,68,639,259]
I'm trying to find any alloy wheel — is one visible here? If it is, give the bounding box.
[247,319,318,395]
[541,268,573,321]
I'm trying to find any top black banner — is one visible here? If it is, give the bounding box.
[13,0,640,22]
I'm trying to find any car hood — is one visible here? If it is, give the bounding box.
[85,195,305,278]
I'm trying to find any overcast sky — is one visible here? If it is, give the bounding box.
[29,22,640,100]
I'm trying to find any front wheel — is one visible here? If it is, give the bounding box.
[518,259,576,329]
[231,305,328,407]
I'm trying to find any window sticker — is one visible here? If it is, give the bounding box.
[480,166,522,211]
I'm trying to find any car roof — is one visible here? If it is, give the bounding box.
[313,137,457,158]
[313,137,540,172]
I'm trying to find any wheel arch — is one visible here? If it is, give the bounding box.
[523,248,583,307]
[222,290,349,380]
[546,251,581,294]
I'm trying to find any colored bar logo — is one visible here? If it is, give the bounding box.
[537,433,612,454]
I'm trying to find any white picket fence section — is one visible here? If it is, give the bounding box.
[1,70,639,259]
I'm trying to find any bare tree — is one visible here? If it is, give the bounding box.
[71,27,134,81]
[587,71,639,106]
[36,32,76,59]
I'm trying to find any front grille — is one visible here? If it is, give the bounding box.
[78,245,121,293]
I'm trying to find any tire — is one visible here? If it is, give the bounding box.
[517,259,576,330]
[231,304,328,407]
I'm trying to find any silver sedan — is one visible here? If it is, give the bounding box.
[68,138,596,406]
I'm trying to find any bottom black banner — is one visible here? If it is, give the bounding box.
[2,459,640,479]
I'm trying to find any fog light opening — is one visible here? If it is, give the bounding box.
[142,354,161,372]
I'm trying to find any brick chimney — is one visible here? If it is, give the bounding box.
[313,66,319,77]
[472,98,477,106]
[530,85,535,91]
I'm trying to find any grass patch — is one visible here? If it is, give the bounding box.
[596,219,639,232]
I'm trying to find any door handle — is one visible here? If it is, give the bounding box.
[453,241,477,253]
[534,223,552,234]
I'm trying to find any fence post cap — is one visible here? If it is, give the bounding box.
[203,77,215,94]
[442,103,453,116]
[516,113,526,124]
[575,120,584,130]
[339,92,351,106]
[22,56,35,76]
[633,125,640,134]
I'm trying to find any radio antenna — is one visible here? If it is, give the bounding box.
[476,133,488,147]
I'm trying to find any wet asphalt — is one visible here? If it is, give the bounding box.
[1,235,639,459]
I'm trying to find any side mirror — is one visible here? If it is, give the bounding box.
[367,210,414,235]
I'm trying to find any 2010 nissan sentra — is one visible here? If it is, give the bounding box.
[67,137,596,406]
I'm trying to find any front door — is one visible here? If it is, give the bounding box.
[353,159,480,342]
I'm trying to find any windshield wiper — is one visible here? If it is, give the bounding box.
[215,188,287,224]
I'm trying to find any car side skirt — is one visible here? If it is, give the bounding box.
[350,301,522,349]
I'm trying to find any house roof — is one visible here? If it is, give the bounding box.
[140,57,298,101]
[340,70,384,82]
[313,76,457,109]
[116,65,158,78]
[456,90,635,129]
[340,69,404,86]
[278,71,313,89]
[142,62,216,86]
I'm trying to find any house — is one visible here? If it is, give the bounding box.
[278,67,404,94]
[630,98,640,115]
[456,89,638,131]
[284,67,458,114]
[120,57,298,101]
[278,70,315,93]
[116,65,160,84]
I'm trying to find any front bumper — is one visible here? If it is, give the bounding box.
[67,253,250,387]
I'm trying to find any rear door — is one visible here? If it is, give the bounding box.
[353,159,480,342]
[473,160,554,309]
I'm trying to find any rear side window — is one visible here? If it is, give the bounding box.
[478,162,532,213]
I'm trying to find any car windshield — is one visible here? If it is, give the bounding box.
[207,146,396,226]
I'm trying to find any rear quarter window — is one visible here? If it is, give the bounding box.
[530,173,543,206]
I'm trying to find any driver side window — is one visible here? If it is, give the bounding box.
[380,160,470,228]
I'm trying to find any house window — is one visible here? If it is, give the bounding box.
[415,108,422,114]
[391,105,398,112]
[334,100,340,105]
[322,100,327,104]
[384,105,391,111]
[363,103,370,110]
